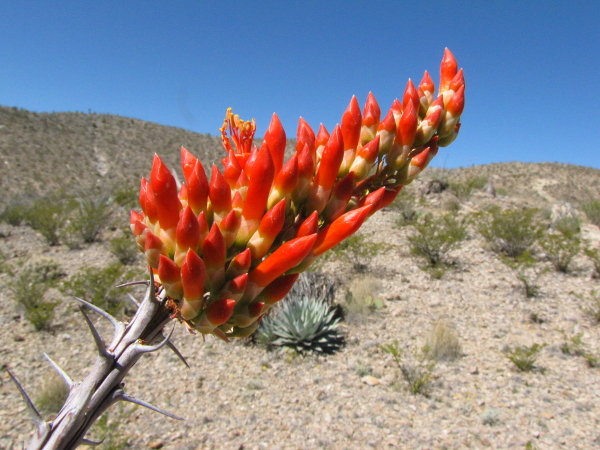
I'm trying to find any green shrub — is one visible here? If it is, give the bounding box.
[0,202,30,226]
[539,233,580,273]
[61,263,139,316]
[477,207,543,258]
[582,199,600,227]
[408,214,468,269]
[26,195,73,246]
[326,233,386,273]
[390,192,419,226]
[68,193,114,243]
[256,295,344,354]
[10,271,58,331]
[448,176,487,201]
[503,343,546,372]
[112,185,139,208]
[501,252,544,299]
[577,290,600,324]
[108,236,140,265]
[584,246,600,278]
[380,341,435,396]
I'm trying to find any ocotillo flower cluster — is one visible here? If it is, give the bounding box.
[130,49,465,341]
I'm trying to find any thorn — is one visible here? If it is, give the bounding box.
[81,438,105,446]
[116,280,149,288]
[165,341,190,369]
[43,353,74,388]
[127,293,141,307]
[73,296,120,329]
[79,306,111,358]
[6,369,43,425]
[135,323,175,354]
[118,392,183,420]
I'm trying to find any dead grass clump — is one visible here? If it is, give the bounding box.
[425,319,462,361]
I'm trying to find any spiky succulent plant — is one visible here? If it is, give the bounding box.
[258,294,344,354]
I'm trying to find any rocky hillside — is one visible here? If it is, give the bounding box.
[1,107,600,449]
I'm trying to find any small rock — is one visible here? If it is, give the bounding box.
[361,376,380,386]
[13,335,25,342]
[148,440,164,449]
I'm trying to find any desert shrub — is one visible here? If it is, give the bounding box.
[0,202,30,226]
[10,270,58,331]
[61,263,139,316]
[583,246,600,278]
[501,252,544,298]
[380,341,435,396]
[553,215,581,238]
[112,185,139,208]
[582,199,600,227]
[425,319,462,361]
[390,192,419,226]
[503,343,546,372]
[21,256,66,284]
[576,290,600,324]
[539,232,580,273]
[408,213,468,270]
[26,195,73,246]
[108,236,140,265]
[477,207,543,258]
[559,331,586,357]
[256,295,344,354]
[448,176,487,201]
[67,193,114,243]
[326,233,386,273]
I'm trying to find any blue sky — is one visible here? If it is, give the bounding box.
[1,1,599,169]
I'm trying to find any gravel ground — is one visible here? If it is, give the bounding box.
[1,197,600,450]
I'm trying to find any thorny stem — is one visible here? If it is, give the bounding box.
[15,275,183,450]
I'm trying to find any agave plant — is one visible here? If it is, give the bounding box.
[257,294,344,354]
[9,48,465,449]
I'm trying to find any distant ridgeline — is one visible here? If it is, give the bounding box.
[1,105,599,210]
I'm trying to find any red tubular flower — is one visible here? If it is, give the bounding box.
[186,160,209,215]
[264,113,286,176]
[247,199,286,260]
[237,142,275,244]
[208,165,232,221]
[248,234,317,289]
[340,95,362,176]
[439,48,458,94]
[267,152,298,209]
[218,209,240,250]
[292,144,314,205]
[396,100,418,148]
[323,172,355,223]
[150,154,180,231]
[255,273,300,305]
[295,211,319,238]
[296,117,315,154]
[307,125,344,213]
[176,206,200,252]
[402,80,420,119]
[203,223,226,273]
[139,178,158,224]
[378,186,404,210]
[312,205,372,256]
[360,92,381,145]
[314,123,330,163]
[181,147,198,181]
[223,149,242,189]
[349,135,380,181]
[225,248,251,280]
[206,298,236,326]
[158,255,183,299]
[376,108,397,157]
[144,230,167,269]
